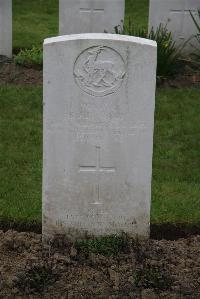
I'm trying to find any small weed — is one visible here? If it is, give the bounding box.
[115,19,182,78]
[149,24,182,77]
[15,262,59,294]
[114,18,147,38]
[134,264,173,291]
[14,46,43,68]
[75,234,129,256]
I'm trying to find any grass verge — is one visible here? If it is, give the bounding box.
[0,86,199,226]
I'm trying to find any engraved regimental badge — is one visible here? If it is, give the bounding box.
[74,46,126,97]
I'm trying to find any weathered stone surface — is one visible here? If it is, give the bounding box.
[43,34,157,241]
[0,0,12,58]
[148,0,199,51]
[59,0,125,35]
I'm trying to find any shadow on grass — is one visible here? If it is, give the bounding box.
[0,219,200,240]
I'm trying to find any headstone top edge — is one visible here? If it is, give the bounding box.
[44,33,157,48]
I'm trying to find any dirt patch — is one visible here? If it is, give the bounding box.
[0,61,42,86]
[0,230,200,298]
[0,60,200,88]
[157,73,200,89]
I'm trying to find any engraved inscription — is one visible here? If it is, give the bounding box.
[55,216,136,231]
[67,123,147,144]
[74,46,126,97]
[79,146,116,205]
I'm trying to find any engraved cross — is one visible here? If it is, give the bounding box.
[80,8,104,13]
[79,146,116,205]
[80,2,104,21]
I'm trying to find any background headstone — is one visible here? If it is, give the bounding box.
[149,0,199,51]
[59,0,125,35]
[0,0,12,58]
[43,33,157,241]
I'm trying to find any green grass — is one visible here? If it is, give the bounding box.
[0,86,200,225]
[0,86,42,222]
[125,0,149,29]
[13,0,149,50]
[13,0,58,50]
[152,89,200,224]
[75,234,129,256]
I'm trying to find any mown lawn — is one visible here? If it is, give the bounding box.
[125,0,149,29]
[13,0,149,50]
[13,0,58,50]
[152,89,200,224]
[0,87,42,223]
[3,0,200,227]
[0,86,199,225]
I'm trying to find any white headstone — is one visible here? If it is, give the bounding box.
[0,0,12,58]
[43,34,157,241]
[149,0,199,51]
[59,0,125,35]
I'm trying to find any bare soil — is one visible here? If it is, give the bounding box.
[157,73,200,89]
[0,61,42,86]
[0,61,200,88]
[0,230,200,298]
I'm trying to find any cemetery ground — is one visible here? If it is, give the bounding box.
[0,77,199,299]
[12,0,148,51]
[0,86,200,229]
[0,0,200,298]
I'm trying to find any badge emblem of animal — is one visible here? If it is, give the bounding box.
[74,46,126,97]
